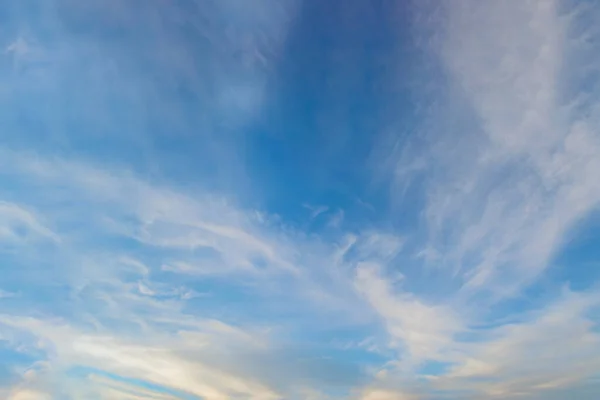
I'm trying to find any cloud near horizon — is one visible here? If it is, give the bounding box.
[1,1,600,399]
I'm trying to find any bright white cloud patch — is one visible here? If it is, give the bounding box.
[355,263,462,364]
[1,0,600,399]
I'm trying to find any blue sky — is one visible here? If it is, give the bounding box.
[1,1,600,399]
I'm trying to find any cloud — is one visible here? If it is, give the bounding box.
[354,263,461,365]
[1,1,600,399]
[366,0,600,382]
[0,148,373,398]
[0,0,300,199]
[356,232,404,261]
[303,204,330,221]
[0,149,299,279]
[384,0,600,302]
[8,390,51,400]
[77,374,184,400]
[327,209,345,229]
[359,389,417,400]
[0,306,280,399]
[355,266,600,398]
[3,146,595,398]
[0,202,60,245]
[439,289,600,398]
[2,363,54,400]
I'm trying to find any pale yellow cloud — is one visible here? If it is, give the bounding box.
[8,389,52,400]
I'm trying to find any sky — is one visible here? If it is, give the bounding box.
[1,0,600,399]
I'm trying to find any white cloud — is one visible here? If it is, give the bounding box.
[439,290,600,398]
[0,149,299,278]
[364,5,600,396]
[356,267,600,398]
[354,263,462,365]
[0,312,280,400]
[1,2,599,398]
[356,232,404,261]
[390,0,600,301]
[0,201,60,245]
[0,148,372,398]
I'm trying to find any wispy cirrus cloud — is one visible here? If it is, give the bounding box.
[1,0,600,399]
[0,202,59,245]
[423,0,600,298]
[0,0,299,198]
[363,0,600,398]
[0,149,375,398]
[355,263,462,366]
[0,313,279,399]
[440,290,600,398]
